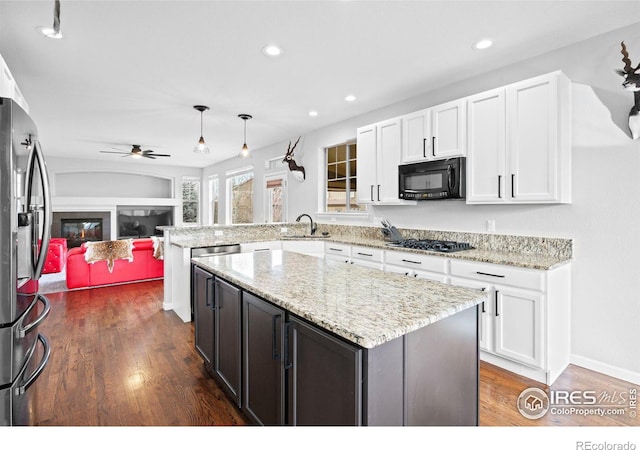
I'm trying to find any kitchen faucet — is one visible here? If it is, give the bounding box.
[296,213,317,236]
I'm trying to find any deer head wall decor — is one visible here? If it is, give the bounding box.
[615,41,640,140]
[283,136,306,182]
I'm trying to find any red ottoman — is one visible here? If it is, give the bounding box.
[42,238,68,274]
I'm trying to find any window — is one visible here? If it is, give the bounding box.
[182,176,200,224]
[264,172,287,223]
[226,168,254,224]
[208,175,219,225]
[325,142,364,212]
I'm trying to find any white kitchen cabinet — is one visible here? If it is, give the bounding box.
[449,258,570,385]
[281,240,324,258]
[432,98,467,159]
[356,117,413,205]
[350,245,384,270]
[493,287,544,368]
[324,242,383,269]
[240,241,282,253]
[466,71,571,204]
[401,99,466,164]
[401,108,432,162]
[0,53,29,113]
[383,250,447,283]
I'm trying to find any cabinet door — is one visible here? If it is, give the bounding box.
[287,316,362,425]
[466,88,507,203]
[214,278,242,407]
[243,292,285,425]
[432,98,466,159]
[506,75,559,202]
[402,108,432,162]
[449,276,492,352]
[493,287,544,368]
[192,265,214,366]
[356,125,376,204]
[376,117,403,203]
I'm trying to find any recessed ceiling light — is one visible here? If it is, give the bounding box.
[262,44,283,57]
[309,110,318,117]
[36,26,63,39]
[473,39,493,50]
[344,94,356,102]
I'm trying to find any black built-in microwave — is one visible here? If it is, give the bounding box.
[398,157,466,200]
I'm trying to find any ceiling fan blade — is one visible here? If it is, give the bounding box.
[151,153,171,157]
[144,155,157,159]
[100,150,129,154]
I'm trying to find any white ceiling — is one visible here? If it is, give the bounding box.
[1,0,638,168]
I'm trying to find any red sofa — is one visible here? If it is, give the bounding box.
[41,238,68,274]
[66,238,163,289]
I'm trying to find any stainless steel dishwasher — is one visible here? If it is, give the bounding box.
[191,243,241,258]
[190,243,241,318]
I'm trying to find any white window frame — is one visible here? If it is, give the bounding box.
[181,176,201,226]
[208,175,219,225]
[264,170,288,223]
[225,166,254,225]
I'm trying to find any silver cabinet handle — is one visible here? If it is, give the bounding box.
[401,259,422,265]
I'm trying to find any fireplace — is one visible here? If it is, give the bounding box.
[61,218,103,248]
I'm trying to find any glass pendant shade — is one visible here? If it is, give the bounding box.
[238,114,252,158]
[193,105,210,154]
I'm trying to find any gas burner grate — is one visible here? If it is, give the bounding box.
[393,238,474,253]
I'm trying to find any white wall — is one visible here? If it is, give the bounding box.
[201,22,640,382]
[47,156,202,232]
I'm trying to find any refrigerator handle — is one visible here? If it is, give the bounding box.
[16,294,51,338]
[26,141,52,280]
[15,334,51,396]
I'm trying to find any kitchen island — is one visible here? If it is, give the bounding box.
[191,249,487,426]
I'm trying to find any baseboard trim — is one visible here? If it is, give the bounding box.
[570,354,640,385]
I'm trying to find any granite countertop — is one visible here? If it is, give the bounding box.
[172,232,570,270]
[191,250,487,349]
[321,235,570,270]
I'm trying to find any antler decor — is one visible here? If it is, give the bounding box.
[282,136,306,182]
[615,41,640,139]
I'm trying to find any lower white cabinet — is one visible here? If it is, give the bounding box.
[281,240,324,258]
[449,258,570,384]
[240,241,282,253]
[384,250,447,283]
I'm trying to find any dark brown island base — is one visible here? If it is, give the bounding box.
[191,250,485,426]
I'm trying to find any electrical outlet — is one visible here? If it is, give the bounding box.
[280,227,288,233]
[214,230,223,236]
[486,220,496,232]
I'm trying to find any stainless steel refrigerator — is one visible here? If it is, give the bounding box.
[0,97,52,426]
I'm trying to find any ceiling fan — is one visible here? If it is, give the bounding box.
[99,144,170,159]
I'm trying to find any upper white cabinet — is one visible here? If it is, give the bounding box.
[401,98,466,163]
[357,117,411,205]
[466,71,571,204]
[0,53,29,112]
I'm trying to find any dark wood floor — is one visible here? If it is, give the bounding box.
[33,280,639,427]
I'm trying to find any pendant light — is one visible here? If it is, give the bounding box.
[238,114,252,158]
[38,0,63,39]
[193,105,210,154]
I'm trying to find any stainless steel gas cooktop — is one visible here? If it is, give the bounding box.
[387,239,474,253]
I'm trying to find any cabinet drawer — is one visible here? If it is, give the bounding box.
[449,259,544,291]
[351,246,383,262]
[324,242,351,257]
[240,241,282,252]
[384,250,447,273]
